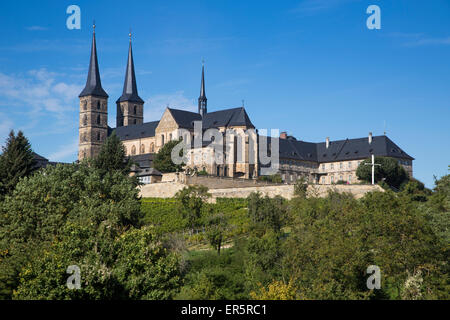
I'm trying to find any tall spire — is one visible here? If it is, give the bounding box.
[117,32,143,103]
[198,59,207,116]
[79,23,108,98]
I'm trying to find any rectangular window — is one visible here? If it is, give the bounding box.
[331,164,334,170]
[331,176,334,183]
[349,175,352,183]
[322,164,325,170]
[340,163,343,169]
[348,162,352,169]
[322,177,325,184]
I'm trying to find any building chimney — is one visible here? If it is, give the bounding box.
[368,132,373,144]
[280,132,287,139]
[326,137,330,149]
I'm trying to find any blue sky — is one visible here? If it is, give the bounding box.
[0,0,449,188]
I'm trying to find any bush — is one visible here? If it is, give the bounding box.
[356,156,408,189]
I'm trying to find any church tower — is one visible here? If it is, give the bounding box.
[198,61,207,117]
[116,32,144,127]
[78,24,109,161]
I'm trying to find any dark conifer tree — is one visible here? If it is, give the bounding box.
[92,131,131,176]
[0,130,36,197]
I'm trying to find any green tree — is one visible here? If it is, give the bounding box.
[400,178,431,202]
[92,131,131,177]
[13,225,182,300]
[356,156,408,189]
[293,177,308,198]
[206,213,228,255]
[0,162,142,299]
[153,139,185,173]
[0,130,36,198]
[283,190,443,299]
[247,193,286,234]
[244,231,283,291]
[175,185,210,230]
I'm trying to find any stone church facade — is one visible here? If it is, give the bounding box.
[78,28,414,184]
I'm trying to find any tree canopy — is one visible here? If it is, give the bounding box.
[0,130,36,198]
[153,139,185,173]
[92,131,131,177]
[356,156,409,188]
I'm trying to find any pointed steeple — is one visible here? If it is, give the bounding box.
[117,32,143,103]
[198,60,207,116]
[79,23,108,98]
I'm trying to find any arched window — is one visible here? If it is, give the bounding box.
[96,115,101,125]
[131,145,136,155]
[161,135,165,145]
[140,144,145,154]
[97,101,100,110]
[83,132,87,142]
[97,132,101,141]
[83,115,87,126]
[169,133,172,141]
[150,143,154,153]
[83,101,87,111]
[134,118,137,125]
[134,105,137,115]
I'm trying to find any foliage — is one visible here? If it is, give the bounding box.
[153,139,184,173]
[92,131,132,177]
[0,162,143,299]
[247,193,287,234]
[175,185,211,230]
[283,190,445,299]
[141,199,186,234]
[0,130,36,198]
[112,227,182,299]
[197,169,208,176]
[206,213,228,255]
[176,249,248,300]
[13,225,181,300]
[244,231,283,291]
[250,278,299,300]
[399,178,431,202]
[293,177,308,198]
[257,174,282,183]
[356,156,408,189]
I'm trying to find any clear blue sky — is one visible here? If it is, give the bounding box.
[0,0,449,188]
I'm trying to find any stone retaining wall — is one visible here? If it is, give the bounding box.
[139,181,383,201]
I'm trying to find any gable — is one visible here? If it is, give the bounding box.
[155,108,179,133]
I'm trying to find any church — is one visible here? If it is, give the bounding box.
[78,27,414,184]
